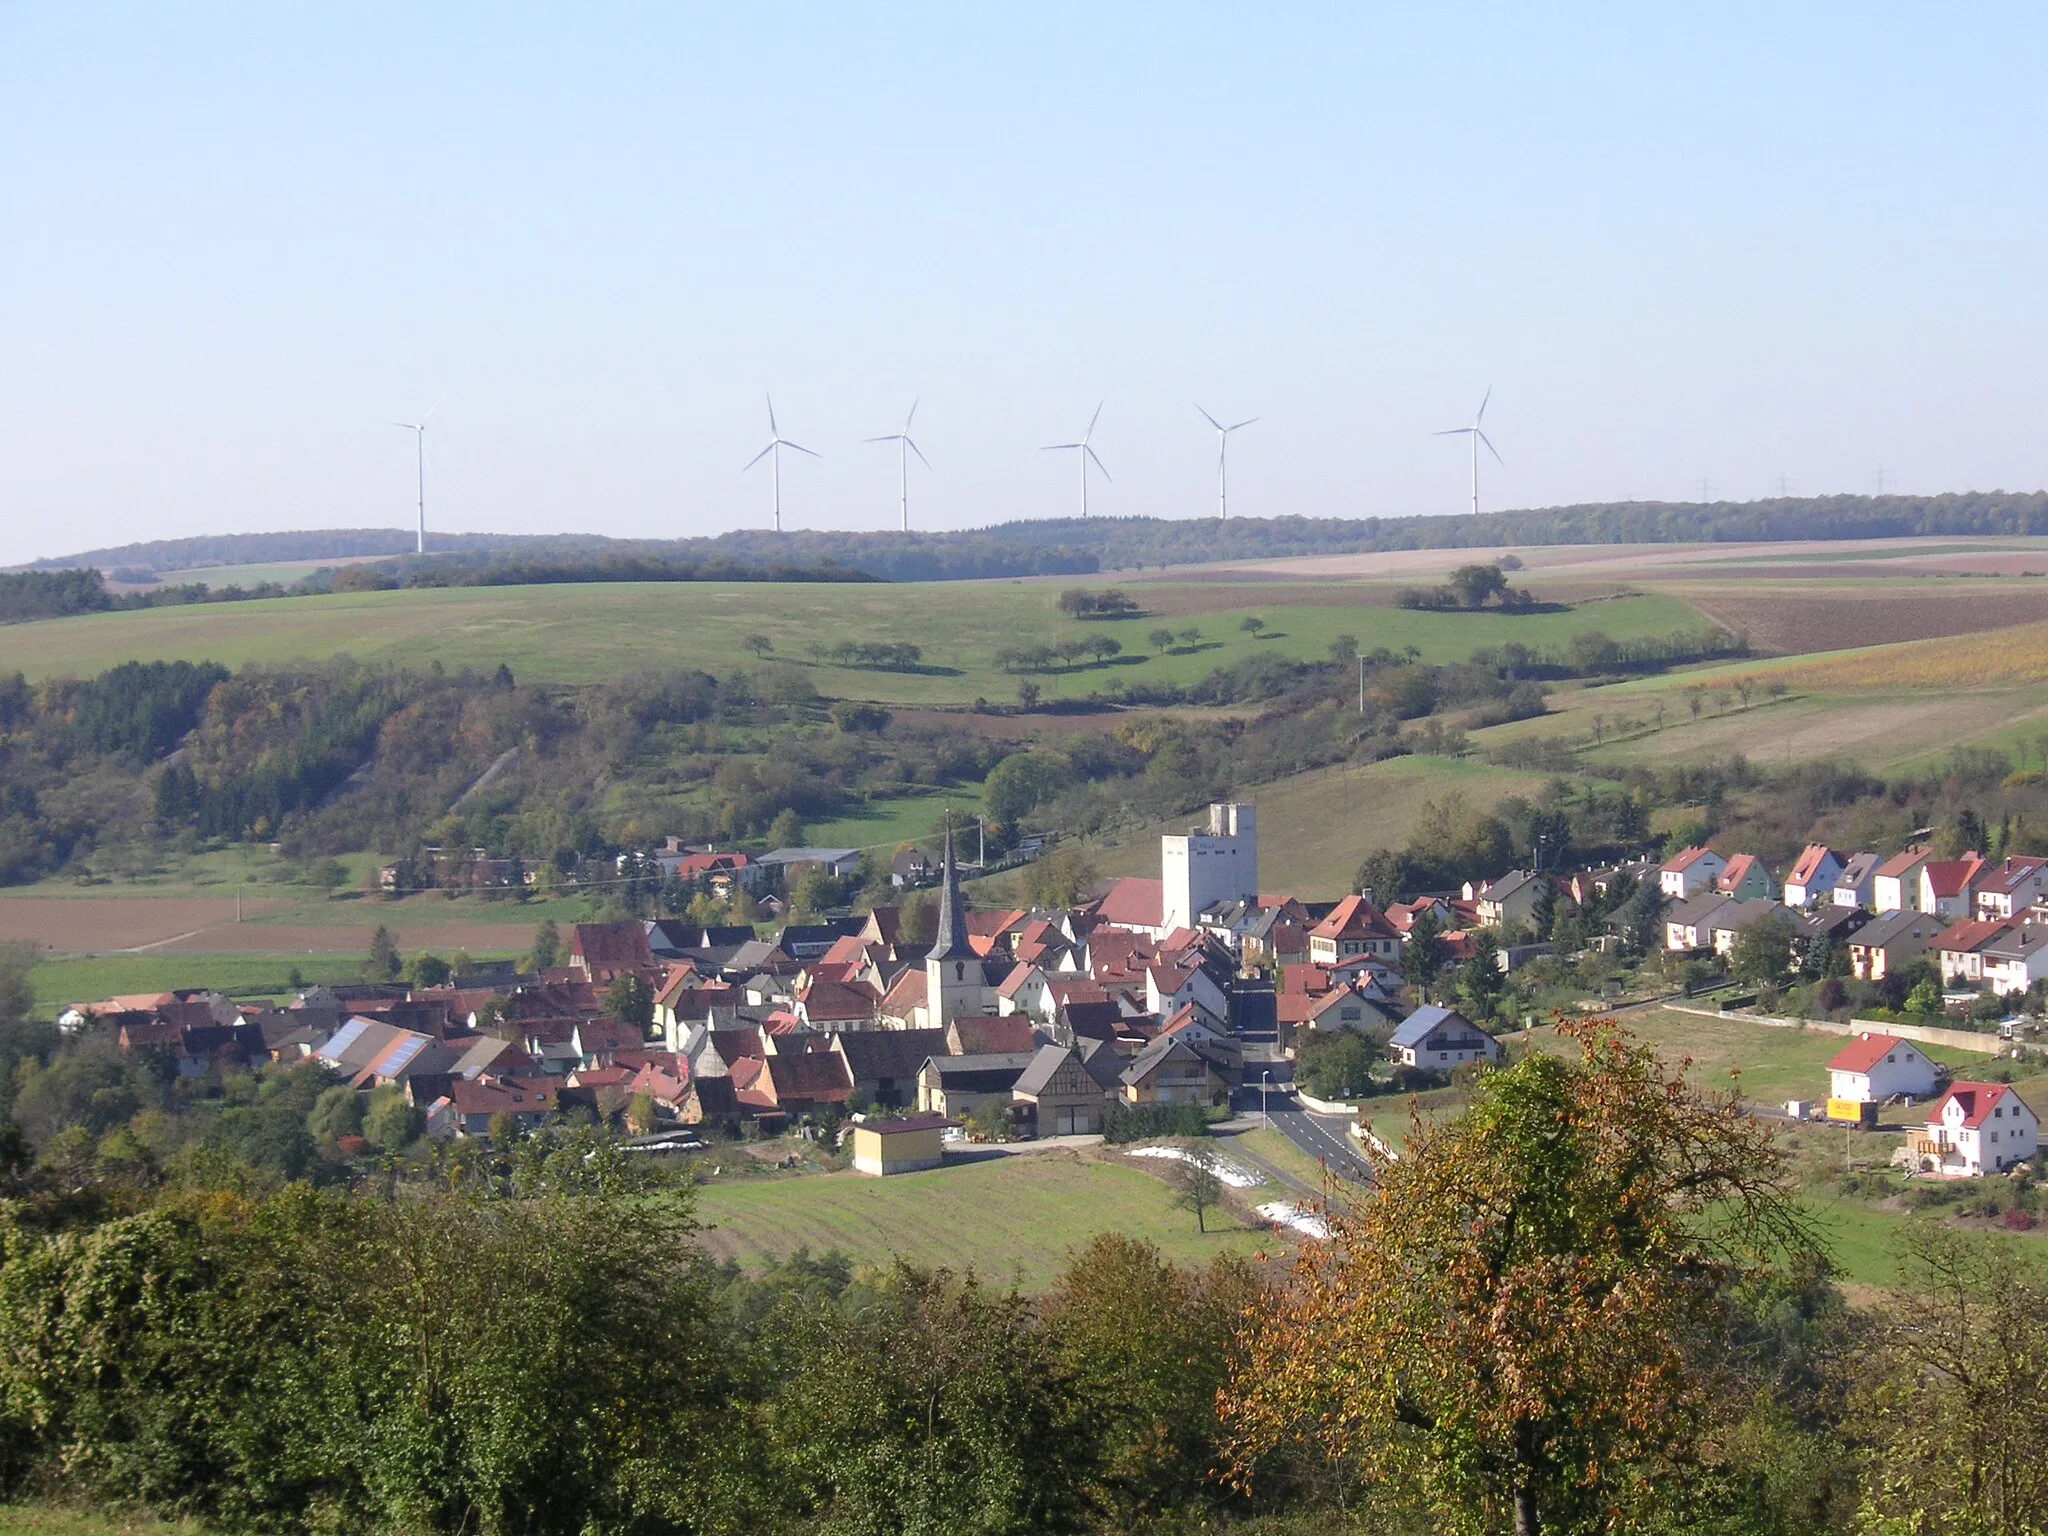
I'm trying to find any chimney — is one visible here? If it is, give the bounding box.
[1360,887,1375,907]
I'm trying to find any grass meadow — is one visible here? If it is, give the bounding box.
[0,581,1706,701]
[690,1150,1285,1287]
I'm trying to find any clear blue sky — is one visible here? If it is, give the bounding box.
[2,5,2043,563]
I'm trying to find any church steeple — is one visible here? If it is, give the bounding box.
[927,820,968,961]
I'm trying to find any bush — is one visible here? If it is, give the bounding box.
[1103,1102,1209,1144]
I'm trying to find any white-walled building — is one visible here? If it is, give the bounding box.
[1826,1032,1940,1105]
[1659,847,1726,899]
[1911,1082,2039,1177]
[1162,802,1258,935]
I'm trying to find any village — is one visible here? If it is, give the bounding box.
[54,799,2048,1204]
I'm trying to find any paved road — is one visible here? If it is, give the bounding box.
[1262,1100,1375,1184]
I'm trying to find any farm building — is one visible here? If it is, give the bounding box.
[850,1114,948,1176]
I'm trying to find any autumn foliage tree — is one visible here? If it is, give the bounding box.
[1222,1018,1814,1536]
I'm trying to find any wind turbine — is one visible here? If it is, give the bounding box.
[865,398,930,532]
[1041,403,1110,518]
[387,400,440,554]
[1196,405,1259,520]
[1435,388,1502,517]
[742,394,820,532]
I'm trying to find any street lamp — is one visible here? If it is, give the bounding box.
[1261,1070,1271,1129]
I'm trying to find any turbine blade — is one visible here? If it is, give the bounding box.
[1042,442,1081,452]
[1086,445,1111,480]
[387,421,420,431]
[904,396,919,432]
[907,438,931,468]
[422,397,444,424]
[1085,401,1103,440]
[785,440,821,458]
[1475,385,1491,424]
[1196,404,1224,432]
[1478,431,1503,464]
[864,434,900,444]
[765,393,779,435]
[1434,427,1471,437]
[1229,417,1260,432]
[742,442,776,472]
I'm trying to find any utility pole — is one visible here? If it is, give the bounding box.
[1358,655,1366,714]
[977,815,986,869]
[236,885,243,923]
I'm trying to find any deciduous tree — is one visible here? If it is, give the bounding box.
[1224,1018,1813,1536]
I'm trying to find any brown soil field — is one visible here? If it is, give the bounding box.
[0,898,533,956]
[0,898,287,952]
[1161,537,2048,585]
[1684,586,2048,654]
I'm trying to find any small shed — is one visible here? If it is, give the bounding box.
[850,1113,949,1176]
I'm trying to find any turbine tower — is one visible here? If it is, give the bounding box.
[865,398,930,532]
[742,394,820,532]
[1041,403,1110,518]
[1196,404,1259,520]
[1435,388,1502,517]
[388,401,440,554]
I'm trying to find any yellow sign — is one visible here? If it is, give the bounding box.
[1825,1099,1867,1123]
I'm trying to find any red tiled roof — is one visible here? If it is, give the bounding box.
[1827,1032,1910,1075]
[1093,877,1164,929]
[1716,853,1763,890]
[1660,846,1717,873]
[951,1016,1036,1055]
[571,922,654,970]
[763,1051,854,1105]
[1932,917,2011,955]
[1308,894,1398,943]
[1923,858,1986,899]
[1875,847,1929,879]
[1930,1081,2032,1130]
[1787,844,1834,885]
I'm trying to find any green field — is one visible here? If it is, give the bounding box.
[0,1510,202,1535]
[691,1150,1284,1287]
[22,952,385,1011]
[0,582,1707,702]
[1087,754,1554,895]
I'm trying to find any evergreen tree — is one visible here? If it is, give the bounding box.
[529,918,560,971]
[366,924,401,982]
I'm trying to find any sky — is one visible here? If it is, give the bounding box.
[2,4,2046,564]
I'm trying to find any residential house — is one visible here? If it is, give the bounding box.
[1831,852,1882,909]
[1974,856,2048,920]
[1827,1033,1941,1104]
[1873,848,1931,913]
[948,1014,1037,1057]
[1934,918,2020,988]
[794,976,880,1031]
[890,848,936,888]
[1976,923,2048,997]
[1299,984,1403,1039]
[1472,870,1548,930]
[1714,853,1773,901]
[431,1077,560,1139]
[1659,847,1726,899]
[1782,845,1846,909]
[917,1052,1038,1121]
[1920,857,1988,920]
[1708,900,1797,957]
[1664,893,1736,953]
[1387,1005,1501,1070]
[1307,894,1401,965]
[1011,1045,1112,1137]
[1848,909,1946,982]
[679,1074,743,1130]
[1117,1035,1222,1106]
[1907,1082,2039,1176]
[850,1114,948,1175]
[571,1017,644,1069]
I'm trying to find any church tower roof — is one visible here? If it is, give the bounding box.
[927,823,969,961]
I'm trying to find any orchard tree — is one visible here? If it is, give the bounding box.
[1168,1150,1224,1234]
[1224,1019,1814,1536]
[1730,914,1795,988]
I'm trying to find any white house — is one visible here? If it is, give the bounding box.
[1910,1082,2039,1177]
[1872,848,1930,914]
[1826,1032,1940,1105]
[1659,847,1726,899]
[1974,856,2048,920]
[1387,1005,1501,1070]
[1782,844,1845,909]
[1977,924,2048,996]
[1920,857,1987,920]
[1832,852,1882,909]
